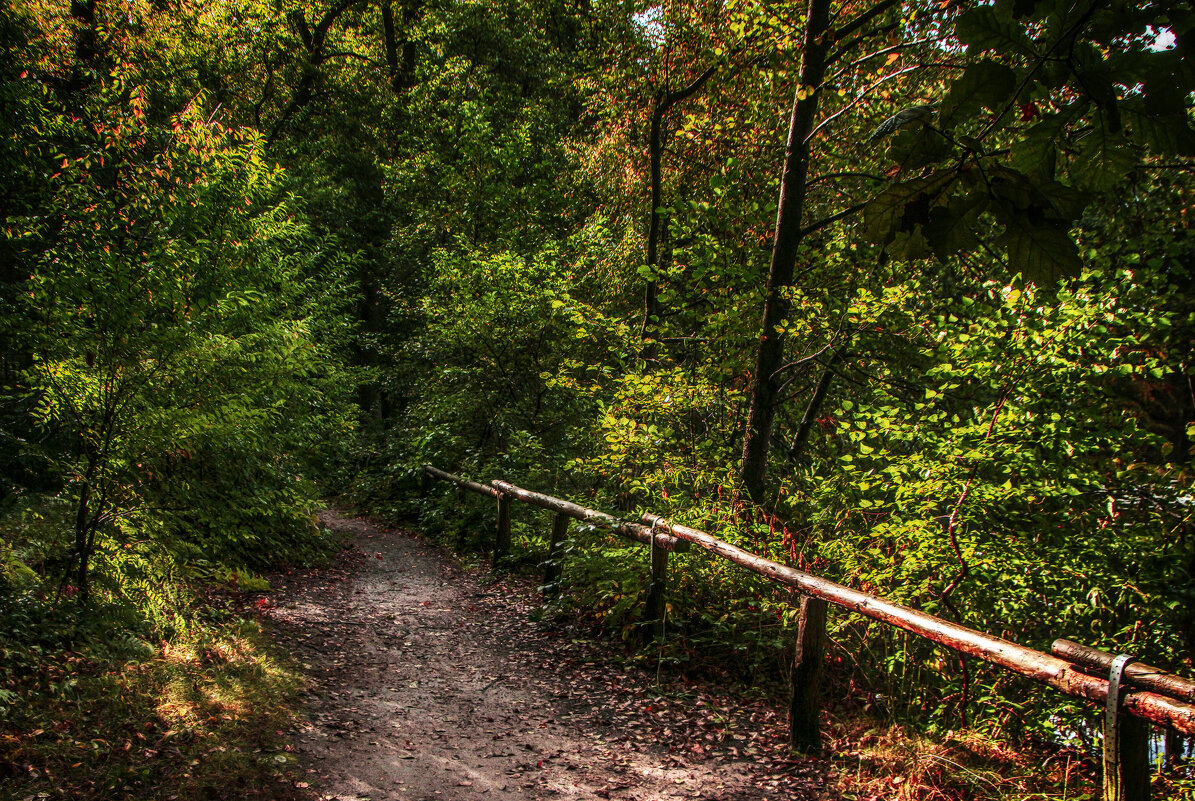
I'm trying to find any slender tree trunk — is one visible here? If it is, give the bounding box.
[397,1,421,91]
[638,63,720,356]
[381,0,399,79]
[788,347,846,461]
[740,0,833,501]
[356,274,387,424]
[788,349,846,461]
[381,0,421,94]
[72,479,92,603]
[68,0,99,93]
[641,101,666,343]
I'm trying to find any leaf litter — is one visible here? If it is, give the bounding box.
[250,511,833,800]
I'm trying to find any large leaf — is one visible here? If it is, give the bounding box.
[955,8,1035,56]
[1123,109,1195,157]
[885,124,953,171]
[923,194,986,259]
[1035,181,1089,222]
[1008,116,1066,181]
[863,171,958,246]
[887,227,934,261]
[940,60,1018,129]
[1070,135,1138,192]
[996,215,1081,284]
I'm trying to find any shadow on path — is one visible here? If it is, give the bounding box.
[257,511,829,801]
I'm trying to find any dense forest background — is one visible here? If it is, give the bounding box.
[2,0,1194,796]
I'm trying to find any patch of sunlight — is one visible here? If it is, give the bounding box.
[161,641,201,665]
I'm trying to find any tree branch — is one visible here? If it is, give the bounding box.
[808,171,888,186]
[829,0,901,46]
[805,64,919,143]
[788,346,847,461]
[798,202,866,238]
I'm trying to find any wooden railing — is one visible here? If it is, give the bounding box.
[423,465,1195,801]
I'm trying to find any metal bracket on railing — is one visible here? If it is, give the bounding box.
[1104,653,1138,801]
[647,515,667,549]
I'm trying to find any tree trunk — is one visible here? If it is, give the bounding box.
[381,0,421,94]
[788,347,846,461]
[381,0,399,80]
[740,0,833,501]
[790,595,827,753]
[69,0,99,92]
[638,63,720,356]
[641,101,666,345]
[72,480,92,603]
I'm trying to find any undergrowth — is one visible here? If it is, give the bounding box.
[0,514,327,801]
[413,483,1195,800]
[0,597,314,801]
[825,719,1098,801]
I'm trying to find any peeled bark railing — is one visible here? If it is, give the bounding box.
[1053,639,1195,705]
[423,466,1194,801]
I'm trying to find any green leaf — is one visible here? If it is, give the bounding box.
[1122,102,1195,157]
[1070,136,1138,192]
[996,215,1081,284]
[955,8,1035,56]
[863,171,958,246]
[1035,181,1088,221]
[940,60,1017,129]
[1009,116,1065,181]
[922,195,983,259]
[885,124,953,171]
[888,227,933,261]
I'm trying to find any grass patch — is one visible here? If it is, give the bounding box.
[1,614,315,801]
[827,718,1102,801]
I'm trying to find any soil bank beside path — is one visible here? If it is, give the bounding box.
[257,511,829,801]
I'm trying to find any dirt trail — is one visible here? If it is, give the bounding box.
[259,511,828,801]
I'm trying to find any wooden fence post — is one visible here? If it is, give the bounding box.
[542,512,569,596]
[1105,654,1151,801]
[1111,716,1150,801]
[790,594,827,754]
[643,536,668,638]
[495,492,512,567]
[1165,728,1185,772]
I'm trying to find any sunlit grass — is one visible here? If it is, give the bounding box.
[828,718,1102,801]
[1,616,314,800]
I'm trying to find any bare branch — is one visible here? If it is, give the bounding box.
[808,171,888,186]
[829,0,902,44]
[805,65,919,143]
[830,38,933,82]
[798,202,866,238]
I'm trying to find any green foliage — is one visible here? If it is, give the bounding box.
[0,610,311,801]
[357,244,625,515]
[0,29,354,769]
[758,252,1193,734]
[861,0,1195,282]
[6,0,1193,791]
[2,66,354,591]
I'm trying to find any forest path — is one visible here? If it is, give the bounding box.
[257,511,829,801]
